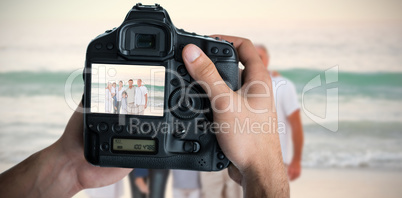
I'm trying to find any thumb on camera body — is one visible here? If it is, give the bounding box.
[182,44,232,103]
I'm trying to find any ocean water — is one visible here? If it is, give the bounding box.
[0,69,401,169]
[0,22,401,170]
[279,70,402,169]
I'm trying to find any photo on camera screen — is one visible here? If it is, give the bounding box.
[90,63,165,116]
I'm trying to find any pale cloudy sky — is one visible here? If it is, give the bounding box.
[0,0,401,72]
[0,0,401,23]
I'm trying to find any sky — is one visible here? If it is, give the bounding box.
[92,64,165,86]
[0,0,401,72]
[0,0,401,23]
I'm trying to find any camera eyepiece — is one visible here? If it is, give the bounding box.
[135,34,156,49]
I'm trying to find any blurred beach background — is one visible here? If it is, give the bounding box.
[0,0,401,197]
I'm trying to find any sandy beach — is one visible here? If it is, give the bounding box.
[56,167,402,198]
[2,156,402,197]
[290,168,402,198]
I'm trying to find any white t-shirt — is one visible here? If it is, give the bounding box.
[111,86,116,96]
[116,87,124,102]
[135,86,148,106]
[271,75,300,164]
[105,88,112,113]
[126,86,135,104]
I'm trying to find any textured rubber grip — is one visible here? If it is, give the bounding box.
[215,61,240,91]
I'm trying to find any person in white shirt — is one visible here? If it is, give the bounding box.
[256,45,304,181]
[116,81,124,114]
[126,79,136,114]
[135,79,148,115]
[111,82,117,114]
[105,83,113,113]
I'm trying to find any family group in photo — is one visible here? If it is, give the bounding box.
[105,79,148,115]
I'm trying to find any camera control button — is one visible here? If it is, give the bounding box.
[169,88,202,120]
[170,78,180,87]
[95,43,102,50]
[106,43,114,50]
[216,162,224,170]
[112,123,124,133]
[97,122,108,132]
[177,65,187,76]
[183,141,193,152]
[211,47,219,54]
[223,48,230,55]
[217,152,225,160]
[101,142,109,151]
[183,141,200,153]
[193,142,200,153]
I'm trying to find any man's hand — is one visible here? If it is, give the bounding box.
[182,35,289,198]
[135,177,149,194]
[0,103,132,197]
[287,109,304,181]
[287,160,301,181]
[57,103,132,190]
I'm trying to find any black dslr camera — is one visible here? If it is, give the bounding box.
[83,3,239,171]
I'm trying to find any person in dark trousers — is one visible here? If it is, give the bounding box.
[129,169,149,198]
[129,169,169,198]
[148,169,170,198]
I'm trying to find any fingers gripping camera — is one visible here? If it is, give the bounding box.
[83,3,240,171]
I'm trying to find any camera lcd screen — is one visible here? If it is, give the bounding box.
[113,138,156,153]
[91,63,165,116]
